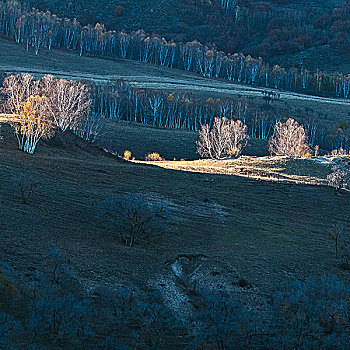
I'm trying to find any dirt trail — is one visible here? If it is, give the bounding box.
[2,64,350,107]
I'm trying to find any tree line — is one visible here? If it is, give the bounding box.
[89,80,336,149]
[2,1,350,99]
[22,0,350,61]
[3,73,349,153]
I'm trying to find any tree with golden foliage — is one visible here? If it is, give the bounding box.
[145,152,164,161]
[269,118,310,157]
[10,95,54,154]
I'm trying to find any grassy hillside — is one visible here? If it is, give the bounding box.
[1,1,350,347]
[101,120,269,160]
[1,111,350,347]
[1,121,349,296]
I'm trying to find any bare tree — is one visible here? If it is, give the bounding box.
[102,194,167,247]
[2,73,39,114]
[269,118,310,156]
[327,166,350,192]
[226,119,249,157]
[40,75,91,132]
[11,173,39,204]
[73,113,104,143]
[197,117,248,159]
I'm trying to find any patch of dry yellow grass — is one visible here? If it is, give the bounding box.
[0,114,19,123]
[138,156,329,186]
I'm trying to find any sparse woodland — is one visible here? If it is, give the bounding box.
[2,249,350,349]
[0,1,350,349]
[1,73,349,158]
[2,1,350,99]
[89,81,348,151]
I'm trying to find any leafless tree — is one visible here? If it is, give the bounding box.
[269,118,310,156]
[73,113,104,143]
[2,73,39,114]
[327,166,350,192]
[11,172,39,204]
[226,119,249,157]
[40,75,91,132]
[102,194,167,247]
[197,117,248,159]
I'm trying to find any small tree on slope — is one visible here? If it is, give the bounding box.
[10,95,54,154]
[197,117,248,159]
[269,118,310,156]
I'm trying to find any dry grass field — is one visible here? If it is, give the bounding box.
[140,156,331,186]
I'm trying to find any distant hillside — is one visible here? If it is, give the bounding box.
[23,0,350,71]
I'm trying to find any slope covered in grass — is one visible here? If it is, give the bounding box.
[1,121,349,299]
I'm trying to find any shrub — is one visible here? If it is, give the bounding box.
[102,286,179,349]
[330,148,348,157]
[102,336,130,350]
[11,173,39,204]
[327,224,344,258]
[271,275,350,349]
[45,247,75,286]
[196,117,248,159]
[327,165,350,192]
[0,313,22,349]
[339,236,350,270]
[28,294,93,342]
[326,224,350,269]
[102,194,167,247]
[0,265,18,301]
[123,150,132,160]
[269,118,310,156]
[145,152,164,161]
[192,289,260,349]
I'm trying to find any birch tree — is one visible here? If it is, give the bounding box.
[40,75,91,131]
[269,118,310,156]
[197,117,248,159]
[10,95,54,154]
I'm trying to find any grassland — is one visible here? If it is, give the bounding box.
[1,38,350,138]
[1,121,350,303]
